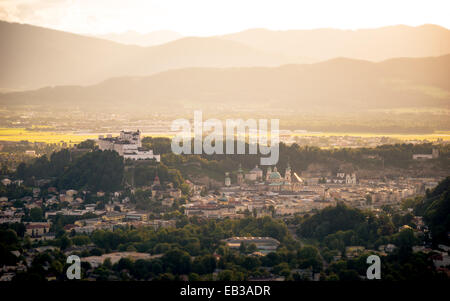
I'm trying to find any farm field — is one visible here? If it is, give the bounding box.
[291,131,450,141]
[0,127,449,144]
[0,128,98,144]
[0,128,173,145]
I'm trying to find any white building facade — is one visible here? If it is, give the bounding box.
[98,130,160,162]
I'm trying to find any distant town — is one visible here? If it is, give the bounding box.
[0,129,449,281]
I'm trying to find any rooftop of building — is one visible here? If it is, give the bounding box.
[223,236,280,244]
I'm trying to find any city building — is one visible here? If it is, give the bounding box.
[413,148,439,160]
[223,237,280,253]
[245,165,263,181]
[98,130,160,161]
[224,163,303,192]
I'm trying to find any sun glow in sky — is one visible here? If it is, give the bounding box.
[0,0,449,36]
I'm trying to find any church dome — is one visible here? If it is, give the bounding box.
[251,165,262,173]
[269,171,282,180]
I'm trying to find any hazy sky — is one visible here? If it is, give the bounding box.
[1,0,449,36]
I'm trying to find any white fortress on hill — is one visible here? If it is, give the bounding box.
[97,130,160,162]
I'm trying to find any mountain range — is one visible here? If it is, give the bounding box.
[221,25,450,62]
[0,20,291,90]
[1,54,448,111]
[94,30,183,47]
[1,20,450,91]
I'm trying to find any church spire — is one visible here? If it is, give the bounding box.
[237,163,244,185]
[285,163,291,182]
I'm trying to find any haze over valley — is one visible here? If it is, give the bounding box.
[1,1,450,286]
[1,21,450,91]
[0,19,449,136]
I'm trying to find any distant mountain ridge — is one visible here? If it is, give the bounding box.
[0,20,293,90]
[1,54,449,111]
[1,21,450,90]
[95,30,183,46]
[221,24,450,62]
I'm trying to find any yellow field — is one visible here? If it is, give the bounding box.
[0,128,98,145]
[0,127,449,144]
[291,131,450,141]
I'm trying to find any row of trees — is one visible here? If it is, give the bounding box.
[152,139,450,180]
[8,138,449,195]
[11,145,188,193]
[66,216,291,257]
[57,150,124,192]
[13,149,124,192]
[6,200,447,281]
[414,176,450,245]
[295,202,421,252]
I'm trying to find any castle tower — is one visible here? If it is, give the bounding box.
[135,129,142,147]
[285,163,291,183]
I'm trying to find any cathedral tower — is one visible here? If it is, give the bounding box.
[285,163,291,183]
